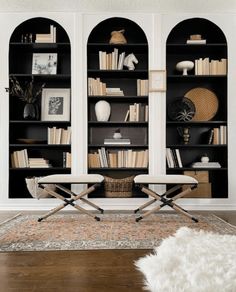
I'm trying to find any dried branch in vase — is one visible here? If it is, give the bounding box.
[8,76,45,104]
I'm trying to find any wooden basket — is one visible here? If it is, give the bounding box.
[104,175,134,198]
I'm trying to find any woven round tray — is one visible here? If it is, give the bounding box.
[184,87,219,121]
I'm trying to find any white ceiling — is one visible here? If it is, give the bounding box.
[0,0,236,13]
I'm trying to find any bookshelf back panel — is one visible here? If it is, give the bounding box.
[88,127,148,145]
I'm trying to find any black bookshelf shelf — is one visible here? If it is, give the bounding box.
[10,144,71,148]
[167,167,227,171]
[88,144,148,148]
[167,144,227,148]
[167,121,227,126]
[9,167,71,171]
[88,121,148,126]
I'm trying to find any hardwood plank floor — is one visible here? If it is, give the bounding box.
[0,210,235,291]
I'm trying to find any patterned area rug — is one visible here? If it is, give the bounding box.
[0,213,235,251]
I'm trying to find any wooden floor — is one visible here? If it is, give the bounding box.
[0,211,235,292]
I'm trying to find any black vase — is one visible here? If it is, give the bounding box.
[23,103,38,120]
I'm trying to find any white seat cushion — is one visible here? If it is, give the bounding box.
[38,174,104,184]
[134,174,198,185]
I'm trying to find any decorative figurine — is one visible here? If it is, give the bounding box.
[123,53,138,70]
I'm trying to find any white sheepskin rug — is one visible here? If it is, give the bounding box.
[135,227,236,292]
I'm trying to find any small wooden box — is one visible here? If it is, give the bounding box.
[183,183,212,198]
[184,171,209,183]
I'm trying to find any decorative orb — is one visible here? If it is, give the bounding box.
[176,61,194,75]
[95,100,111,121]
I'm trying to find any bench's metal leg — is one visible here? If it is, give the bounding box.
[38,184,102,222]
[134,198,157,213]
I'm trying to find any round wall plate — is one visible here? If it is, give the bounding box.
[184,87,219,121]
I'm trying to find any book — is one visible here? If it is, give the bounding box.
[32,53,57,75]
[104,138,131,145]
[191,162,221,168]
[186,39,206,44]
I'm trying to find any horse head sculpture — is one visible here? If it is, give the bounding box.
[123,53,138,70]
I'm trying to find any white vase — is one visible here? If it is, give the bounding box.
[95,100,111,121]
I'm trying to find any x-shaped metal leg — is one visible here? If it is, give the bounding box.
[38,183,104,222]
[135,184,198,223]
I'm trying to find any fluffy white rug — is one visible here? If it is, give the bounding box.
[135,227,236,292]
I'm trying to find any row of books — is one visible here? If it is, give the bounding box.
[99,49,125,70]
[63,152,71,168]
[137,79,148,96]
[124,103,148,122]
[208,126,227,145]
[48,127,71,144]
[194,58,227,75]
[11,149,51,168]
[88,78,124,96]
[35,25,57,43]
[88,148,149,168]
[166,148,183,168]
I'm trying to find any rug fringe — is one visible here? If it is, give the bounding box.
[212,214,236,229]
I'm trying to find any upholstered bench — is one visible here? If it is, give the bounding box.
[37,174,104,222]
[134,174,198,222]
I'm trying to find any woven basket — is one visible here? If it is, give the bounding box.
[104,175,134,198]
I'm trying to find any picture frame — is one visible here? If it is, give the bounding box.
[41,88,70,121]
[32,53,57,75]
[149,70,166,92]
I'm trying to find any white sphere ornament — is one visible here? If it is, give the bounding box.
[176,61,194,76]
[95,100,111,121]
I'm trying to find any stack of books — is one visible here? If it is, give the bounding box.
[191,162,221,168]
[35,25,56,43]
[28,158,51,168]
[104,138,131,145]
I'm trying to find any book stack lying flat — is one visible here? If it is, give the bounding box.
[104,138,131,145]
[191,162,221,168]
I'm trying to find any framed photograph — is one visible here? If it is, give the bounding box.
[41,88,70,121]
[149,70,166,92]
[32,53,57,75]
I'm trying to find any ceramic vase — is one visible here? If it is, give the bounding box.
[95,100,111,121]
[23,103,38,120]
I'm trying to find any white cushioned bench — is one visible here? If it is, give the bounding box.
[134,174,198,222]
[37,174,104,222]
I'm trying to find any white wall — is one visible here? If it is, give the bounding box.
[0,9,235,210]
[0,0,236,13]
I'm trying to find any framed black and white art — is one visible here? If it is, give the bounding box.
[41,88,70,121]
[32,53,57,75]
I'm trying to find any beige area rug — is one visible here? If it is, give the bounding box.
[0,213,235,251]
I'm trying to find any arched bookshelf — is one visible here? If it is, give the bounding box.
[87,17,149,198]
[166,18,228,198]
[9,17,71,198]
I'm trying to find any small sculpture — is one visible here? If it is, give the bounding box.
[201,154,210,163]
[109,29,127,45]
[123,53,138,70]
[177,127,191,144]
[113,129,122,139]
[176,60,194,75]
